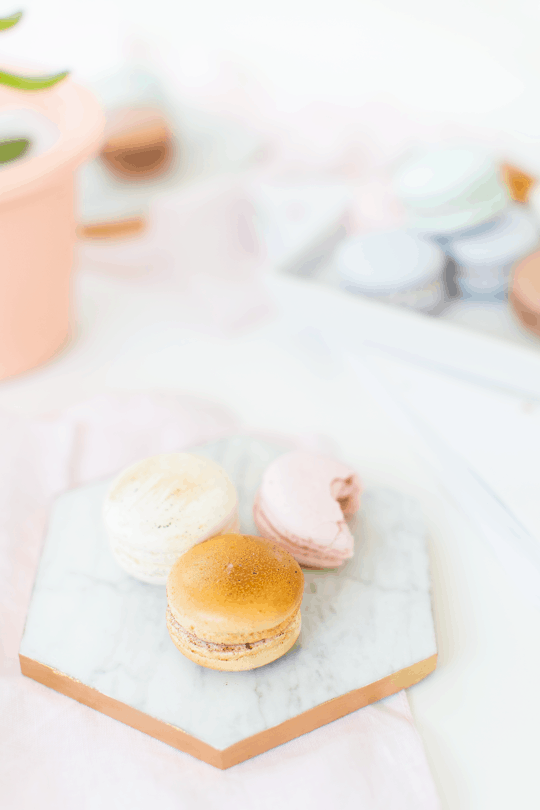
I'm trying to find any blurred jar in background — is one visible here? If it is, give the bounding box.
[78,53,267,245]
[77,51,270,286]
[78,60,176,240]
[334,229,447,315]
[393,147,509,237]
[445,206,539,301]
[391,145,540,303]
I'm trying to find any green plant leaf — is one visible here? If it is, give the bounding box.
[0,137,29,165]
[0,11,22,31]
[0,69,69,91]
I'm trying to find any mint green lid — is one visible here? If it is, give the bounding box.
[394,147,510,234]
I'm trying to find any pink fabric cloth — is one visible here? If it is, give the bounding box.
[0,394,440,809]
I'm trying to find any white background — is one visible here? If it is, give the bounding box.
[2,0,540,169]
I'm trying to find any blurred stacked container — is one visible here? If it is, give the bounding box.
[78,56,266,244]
[392,146,540,304]
[446,207,539,301]
[335,229,446,314]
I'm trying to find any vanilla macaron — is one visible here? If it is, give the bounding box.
[103,453,239,584]
[166,534,304,671]
[253,451,361,568]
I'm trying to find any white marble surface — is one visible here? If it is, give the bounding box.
[20,436,436,751]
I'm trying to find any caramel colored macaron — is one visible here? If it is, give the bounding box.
[166,534,304,671]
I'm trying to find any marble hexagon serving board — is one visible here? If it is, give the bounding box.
[20,436,437,769]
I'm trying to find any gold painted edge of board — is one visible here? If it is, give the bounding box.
[20,652,437,770]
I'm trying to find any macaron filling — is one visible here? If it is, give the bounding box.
[166,607,298,654]
[329,475,361,516]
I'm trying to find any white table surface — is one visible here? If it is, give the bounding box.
[3,253,540,808]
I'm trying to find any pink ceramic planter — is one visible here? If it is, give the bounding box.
[0,78,104,380]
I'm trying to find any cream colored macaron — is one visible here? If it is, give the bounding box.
[103,453,239,584]
[166,534,304,671]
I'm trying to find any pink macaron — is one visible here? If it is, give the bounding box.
[253,451,361,568]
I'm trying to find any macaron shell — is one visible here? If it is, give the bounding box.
[166,534,304,644]
[253,492,352,569]
[103,453,239,582]
[257,452,360,549]
[166,607,301,671]
[111,509,240,584]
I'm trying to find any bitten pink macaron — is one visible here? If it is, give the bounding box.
[253,451,361,568]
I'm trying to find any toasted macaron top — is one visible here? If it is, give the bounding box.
[258,451,361,548]
[167,534,304,642]
[103,453,238,552]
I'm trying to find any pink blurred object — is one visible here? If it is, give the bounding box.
[260,99,433,179]
[150,175,271,333]
[0,393,440,809]
[77,172,272,336]
[0,78,104,380]
[347,177,407,234]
